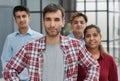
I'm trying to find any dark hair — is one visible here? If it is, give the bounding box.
[13,5,30,17]
[84,24,101,37]
[70,12,88,23]
[43,3,65,19]
[84,24,107,53]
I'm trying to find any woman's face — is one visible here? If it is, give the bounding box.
[84,27,101,49]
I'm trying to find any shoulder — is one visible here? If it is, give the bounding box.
[31,29,43,36]
[102,52,116,65]
[102,53,118,72]
[61,36,82,47]
[102,53,114,60]
[24,36,45,48]
[62,36,79,43]
[6,32,17,39]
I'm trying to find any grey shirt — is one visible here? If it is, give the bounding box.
[43,43,64,81]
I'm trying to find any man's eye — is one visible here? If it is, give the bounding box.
[45,18,51,21]
[55,18,60,21]
[80,22,85,24]
[22,15,26,18]
[73,22,78,24]
[85,35,90,38]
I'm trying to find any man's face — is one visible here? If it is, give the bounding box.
[14,11,30,29]
[71,16,87,34]
[43,10,65,37]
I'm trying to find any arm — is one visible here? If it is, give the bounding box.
[3,47,28,81]
[1,36,13,69]
[78,44,100,81]
[109,57,118,81]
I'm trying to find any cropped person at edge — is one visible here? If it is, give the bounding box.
[78,24,118,81]
[1,5,43,81]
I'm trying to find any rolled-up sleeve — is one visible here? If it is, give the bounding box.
[78,44,100,81]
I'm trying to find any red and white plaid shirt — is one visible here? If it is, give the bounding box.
[3,36,100,81]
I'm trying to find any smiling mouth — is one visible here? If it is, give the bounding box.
[89,42,96,45]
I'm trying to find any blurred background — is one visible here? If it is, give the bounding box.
[0,0,120,80]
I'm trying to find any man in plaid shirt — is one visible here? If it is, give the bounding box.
[3,3,100,81]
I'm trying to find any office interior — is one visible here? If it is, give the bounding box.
[0,0,119,80]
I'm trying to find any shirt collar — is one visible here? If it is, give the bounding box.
[70,32,84,39]
[71,32,85,44]
[15,27,32,36]
[39,35,71,50]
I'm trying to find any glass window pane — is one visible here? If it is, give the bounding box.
[114,41,119,58]
[30,13,41,33]
[115,13,119,39]
[114,41,119,69]
[98,1,107,10]
[86,2,95,10]
[109,42,114,56]
[115,2,119,11]
[109,13,114,40]
[42,0,59,9]
[86,0,95,1]
[76,2,84,11]
[118,15,120,39]
[115,0,119,2]
[86,12,96,25]
[107,0,114,1]
[77,0,84,1]
[109,1,113,11]
[97,12,107,40]
[27,0,40,11]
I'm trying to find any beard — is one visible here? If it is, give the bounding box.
[45,28,61,37]
[46,30,60,37]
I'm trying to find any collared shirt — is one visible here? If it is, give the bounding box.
[3,36,100,81]
[77,52,118,81]
[67,32,85,45]
[1,28,43,80]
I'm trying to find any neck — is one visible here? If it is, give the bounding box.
[87,47,100,60]
[19,27,29,35]
[46,35,60,45]
[73,32,82,40]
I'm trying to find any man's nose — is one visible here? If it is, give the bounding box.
[50,21,55,27]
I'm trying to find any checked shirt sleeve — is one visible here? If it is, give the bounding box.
[78,44,100,81]
[3,46,28,81]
